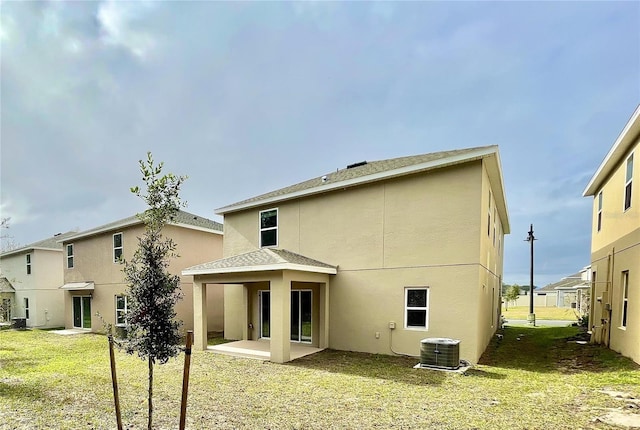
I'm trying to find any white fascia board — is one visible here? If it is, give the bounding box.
[484,150,511,234]
[0,246,62,258]
[58,219,141,243]
[583,105,640,197]
[171,222,223,235]
[182,263,337,277]
[216,146,498,215]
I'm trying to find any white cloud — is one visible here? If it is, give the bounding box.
[97,0,156,59]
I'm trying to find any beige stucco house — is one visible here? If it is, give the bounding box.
[583,105,639,364]
[0,232,76,328]
[184,145,510,364]
[59,211,224,334]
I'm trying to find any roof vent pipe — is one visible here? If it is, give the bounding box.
[347,161,367,169]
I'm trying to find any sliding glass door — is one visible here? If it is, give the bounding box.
[259,290,312,343]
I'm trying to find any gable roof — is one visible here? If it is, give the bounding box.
[60,210,223,243]
[0,231,77,258]
[584,105,640,196]
[182,248,337,276]
[538,272,590,292]
[0,277,15,293]
[216,145,510,233]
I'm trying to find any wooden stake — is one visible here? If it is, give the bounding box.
[179,331,194,430]
[108,334,123,430]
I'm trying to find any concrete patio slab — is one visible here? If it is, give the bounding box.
[208,340,323,361]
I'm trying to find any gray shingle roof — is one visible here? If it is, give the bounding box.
[0,231,77,257]
[182,248,336,275]
[538,272,588,292]
[218,145,496,214]
[61,210,223,243]
[0,277,15,293]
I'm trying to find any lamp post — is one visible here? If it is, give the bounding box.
[525,224,536,326]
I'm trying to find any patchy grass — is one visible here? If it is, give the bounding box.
[1,327,639,429]
[502,305,580,321]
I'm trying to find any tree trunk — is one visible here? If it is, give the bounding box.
[148,358,153,430]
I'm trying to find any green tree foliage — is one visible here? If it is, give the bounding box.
[122,152,187,430]
[503,285,521,310]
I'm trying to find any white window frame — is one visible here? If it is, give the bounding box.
[115,295,128,327]
[404,287,429,330]
[621,271,629,329]
[259,208,278,248]
[597,191,603,232]
[26,253,32,275]
[624,153,633,211]
[66,244,74,269]
[487,191,492,237]
[113,233,123,263]
[24,297,30,320]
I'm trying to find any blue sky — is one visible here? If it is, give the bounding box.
[1,1,638,287]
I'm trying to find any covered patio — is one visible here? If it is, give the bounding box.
[183,248,337,363]
[209,339,324,361]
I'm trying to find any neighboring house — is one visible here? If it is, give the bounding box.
[0,232,76,328]
[59,211,224,333]
[183,145,510,363]
[527,267,590,313]
[583,105,640,365]
[0,277,16,323]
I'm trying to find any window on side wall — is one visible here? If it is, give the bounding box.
[26,254,32,275]
[259,209,278,247]
[624,153,633,211]
[621,271,629,328]
[405,287,429,329]
[597,191,603,231]
[24,297,30,319]
[115,295,128,326]
[113,233,123,263]
[67,244,74,269]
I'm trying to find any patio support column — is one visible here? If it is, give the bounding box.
[270,271,292,363]
[241,284,249,340]
[319,280,329,349]
[193,280,207,351]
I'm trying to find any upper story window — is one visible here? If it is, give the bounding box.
[597,191,603,231]
[624,153,633,211]
[487,191,492,237]
[66,244,74,269]
[260,209,278,247]
[113,233,123,263]
[26,254,32,275]
[405,287,429,330]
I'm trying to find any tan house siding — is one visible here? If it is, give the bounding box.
[222,159,506,362]
[0,248,66,328]
[585,106,640,365]
[62,221,224,333]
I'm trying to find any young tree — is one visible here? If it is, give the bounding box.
[504,284,521,310]
[123,152,187,430]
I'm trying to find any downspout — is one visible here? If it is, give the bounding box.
[606,247,615,347]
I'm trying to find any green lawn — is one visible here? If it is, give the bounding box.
[1,327,639,429]
[502,305,580,321]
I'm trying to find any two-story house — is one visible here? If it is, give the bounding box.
[59,210,224,333]
[0,232,76,328]
[583,105,639,364]
[184,146,510,363]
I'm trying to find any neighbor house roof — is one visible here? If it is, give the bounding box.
[538,272,590,292]
[0,231,77,258]
[0,277,15,293]
[216,145,510,233]
[60,210,223,243]
[182,248,337,276]
[584,104,640,196]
